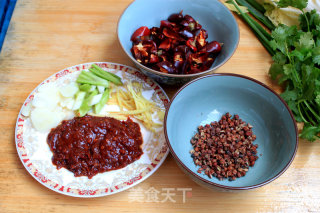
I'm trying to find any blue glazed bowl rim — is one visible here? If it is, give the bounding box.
[164,73,299,190]
[117,0,240,78]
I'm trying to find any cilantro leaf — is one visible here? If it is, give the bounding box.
[277,0,308,10]
[270,25,297,53]
[278,75,290,84]
[287,100,299,115]
[290,49,304,61]
[315,94,320,106]
[301,65,319,100]
[280,89,298,102]
[300,10,320,32]
[301,64,313,83]
[272,52,287,65]
[312,46,320,65]
[298,32,315,50]
[299,124,320,141]
[271,25,287,41]
[283,64,294,75]
[269,63,283,80]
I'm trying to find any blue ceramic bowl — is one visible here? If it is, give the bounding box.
[117,0,239,85]
[164,74,298,190]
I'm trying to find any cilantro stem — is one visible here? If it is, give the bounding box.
[298,99,318,125]
[301,103,317,126]
[285,44,302,87]
[301,10,310,32]
[303,101,320,121]
[298,102,309,123]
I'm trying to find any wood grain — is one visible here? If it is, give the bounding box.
[0,0,319,212]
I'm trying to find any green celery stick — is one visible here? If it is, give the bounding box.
[94,88,110,114]
[73,91,86,110]
[76,71,110,87]
[78,90,98,117]
[92,64,121,81]
[79,84,96,92]
[89,67,122,85]
[90,64,123,85]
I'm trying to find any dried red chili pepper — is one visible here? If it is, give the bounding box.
[149,54,159,64]
[130,12,222,74]
[158,50,170,62]
[200,41,222,53]
[173,52,184,72]
[168,11,183,23]
[202,56,215,69]
[131,26,150,42]
[196,29,207,48]
[179,29,194,39]
[160,20,176,29]
[174,45,190,56]
[156,61,176,74]
[159,38,172,51]
[190,52,209,64]
[181,51,192,74]
[184,15,196,24]
[162,28,181,40]
[186,38,197,52]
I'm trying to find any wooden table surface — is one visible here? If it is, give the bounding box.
[1,0,320,212]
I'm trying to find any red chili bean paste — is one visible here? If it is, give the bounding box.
[47,115,143,179]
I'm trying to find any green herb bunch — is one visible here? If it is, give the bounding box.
[269,0,320,141]
[230,0,320,141]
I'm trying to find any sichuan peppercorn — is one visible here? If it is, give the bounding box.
[190,113,258,181]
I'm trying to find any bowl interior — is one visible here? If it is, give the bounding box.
[165,75,297,188]
[118,0,239,73]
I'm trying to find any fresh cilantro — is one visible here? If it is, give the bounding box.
[230,0,320,141]
[272,52,287,65]
[269,63,283,80]
[299,124,320,141]
[290,49,305,61]
[298,32,315,49]
[315,94,320,106]
[268,9,320,141]
[299,10,320,32]
[312,46,320,65]
[280,89,298,102]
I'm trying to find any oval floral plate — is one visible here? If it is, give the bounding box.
[15,62,169,197]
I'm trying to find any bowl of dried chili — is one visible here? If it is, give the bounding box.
[117,0,239,85]
[164,74,298,190]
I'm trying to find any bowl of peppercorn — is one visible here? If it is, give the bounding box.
[164,74,298,190]
[117,0,239,85]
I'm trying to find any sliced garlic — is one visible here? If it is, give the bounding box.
[59,82,79,98]
[30,108,64,132]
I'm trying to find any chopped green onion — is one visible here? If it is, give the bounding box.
[90,64,123,85]
[94,88,110,114]
[78,90,98,117]
[76,71,110,88]
[235,0,275,30]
